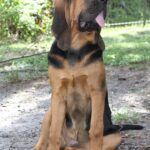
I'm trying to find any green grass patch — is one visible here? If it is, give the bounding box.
[102,25,150,65]
[0,54,48,72]
[6,71,20,82]
[113,109,139,124]
[0,36,53,62]
[0,36,52,75]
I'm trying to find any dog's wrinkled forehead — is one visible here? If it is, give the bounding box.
[53,0,107,18]
[52,0,107,50]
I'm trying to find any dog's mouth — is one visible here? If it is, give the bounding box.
[78,10,105,32]
[95,11,105,28]
[78,0,107,32]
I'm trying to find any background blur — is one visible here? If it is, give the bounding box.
[0,0,150,81]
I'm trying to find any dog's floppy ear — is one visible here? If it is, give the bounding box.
[98,35,105,51]
[96,31,105,51]
[52,0,70,50]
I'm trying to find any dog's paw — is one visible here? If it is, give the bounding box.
[32,145,45,150]
[64,147,82,150]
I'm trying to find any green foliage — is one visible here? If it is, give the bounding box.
[0,0,52,40]
[18,0,52,40]
[0,0,20,37]
[107,0,150,23]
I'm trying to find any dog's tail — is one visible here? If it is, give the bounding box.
[116,124,144,131]
[104,124,144,135]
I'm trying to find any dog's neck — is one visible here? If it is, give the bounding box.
[70,30,97,50]
[56,23,99,51]
[70,21,101,50]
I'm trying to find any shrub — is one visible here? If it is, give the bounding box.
[0,0,52,40]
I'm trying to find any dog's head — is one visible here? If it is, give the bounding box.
[52,0,108,50]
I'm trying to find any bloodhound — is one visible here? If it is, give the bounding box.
[33,0,143,150]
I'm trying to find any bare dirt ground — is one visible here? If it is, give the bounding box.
[0,65,150,150]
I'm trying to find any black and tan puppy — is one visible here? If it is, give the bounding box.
[33,0,143,150]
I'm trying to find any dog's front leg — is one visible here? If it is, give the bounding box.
[89,89,105,150]
[33,107,52,150]
[48,93,66,150]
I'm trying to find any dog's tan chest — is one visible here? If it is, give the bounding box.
[61,75,91,146]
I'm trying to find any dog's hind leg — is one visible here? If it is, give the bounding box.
[33,107,52,150]
[102,133,122,150]
[63,133,122,150]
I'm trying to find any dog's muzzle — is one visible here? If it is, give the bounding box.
[78,15,100,32]
[78,10,105,32]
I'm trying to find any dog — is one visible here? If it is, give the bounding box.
[33,0,143,150]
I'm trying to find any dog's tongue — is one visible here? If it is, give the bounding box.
[95,11,105,28]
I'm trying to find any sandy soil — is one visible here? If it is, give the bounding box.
[0,65,150,150]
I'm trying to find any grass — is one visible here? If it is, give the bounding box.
[113,109,139,124]
[0,36,53,73]
[0,24,150,81]
[102,25,150,65]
